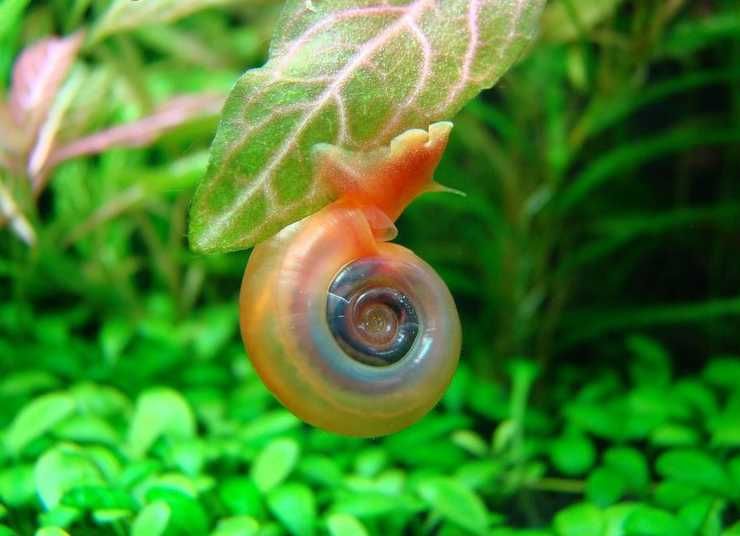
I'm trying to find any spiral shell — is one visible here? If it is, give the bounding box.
[239,200,461,437]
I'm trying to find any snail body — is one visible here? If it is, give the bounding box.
[239,122,461,437]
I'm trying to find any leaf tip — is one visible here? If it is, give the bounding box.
[187,216,218,254]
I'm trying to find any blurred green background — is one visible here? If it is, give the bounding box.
[1,0,739,535]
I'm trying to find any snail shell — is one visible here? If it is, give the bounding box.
[240,200,461,437]
[239,122,461,437]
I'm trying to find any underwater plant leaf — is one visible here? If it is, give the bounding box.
[0,177,35,245]
[90,0,277,43]
[34,445,105,510]
[553,502,605,536]
[658,11,740,59]
[4,392,75,454]
[540,0,626,43]
[8,33,83,150]
[327,513,369,536]
[211,516,260,536]
[558,126,740,212]
[131,501,171,536]
[27,65,85,184]
[126,388,196,458]
[266,483,317,536]
[189,0,545,252]
[251,437,300,492]
[48,94,224,168]
[0,0,30,42]
[417,476,490,534]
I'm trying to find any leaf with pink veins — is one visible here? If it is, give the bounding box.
[8,33,84,152]
[47,93,226,170]
[189,0,546,253]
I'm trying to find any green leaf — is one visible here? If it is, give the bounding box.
[0,504,5,520]
[623,506,688,536]
[654,480,700,511]
[266,483,316,536]
[92,509,131,524]
[670,380,718,419]
[0,371,58,397]
[0,526,17,536]
[0,465,35,507]
[540,0,625,43]
[627,335,671,387]
[53,415,121,446]
[650,423,700,447]
[353,448,388,478]
[118,460,161,491]
[563,401,624,440]
[678,496,724,536]
[729,456,740,488]
[703,356,740,389]
[455,460,504,490]
[655,449,732,496]
[451,430,488,457]
[659,12,740,58]
[131,501,171,536]
[60,485,135,511]
[327,513,369,536]
[34,529,70,536]
[90,0,250,43]
[145,488,209,536]
[577,68,740,145]
[34,445,104,509]
[69,383,131,418]
[417,476,489,535]
[553,503,604,536]
[240,410,301,444]
[585,466,625,507]
[99,317,134,362]
[385,414,471,456]
[603,447,649,492]
[83,447,122,482]
[549,433,595,476]
[219,478,264,518]
[710,407,740,447]
[167,439,205,476]
[127,388,196,458]
[189,0,546,252]
[0,0,29,42]
[212,516,260,536]
[141,474,199,500]
[5,392,76,454]
[602,504,640,536]
[38,506,80,529]
[252,438,300,492]
[490,531,553,536]
[297,456,343,488]
[331,491,417,519]
[557,127,740,212]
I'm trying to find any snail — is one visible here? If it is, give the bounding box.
[239,122,461,437]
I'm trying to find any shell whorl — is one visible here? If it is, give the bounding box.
[328,260,420,367]
[239,123,460,437]
[239,201,461,437]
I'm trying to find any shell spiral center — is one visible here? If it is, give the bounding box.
[327,259,419,367]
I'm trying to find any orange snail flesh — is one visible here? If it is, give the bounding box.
[239,122,461,437]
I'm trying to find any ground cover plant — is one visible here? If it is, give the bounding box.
[0,0,739,534]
